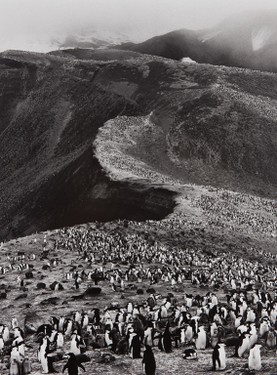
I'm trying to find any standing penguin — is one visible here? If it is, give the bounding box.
[37,336,56,374]
[142,345,156,375]
[237,333,250,358]
[195,326,207,350]
[70,332,85,355]
[130,333,142,359]
[62,353,85,375]
[248,344,262,370]
[144,326,154,347]
[9,358,19,375]
[159,322,172,353]
[56,332,64,349]
[212,343,226,371]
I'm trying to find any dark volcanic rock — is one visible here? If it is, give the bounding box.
[83,287,102,296]
[36,282,46,289]
[25,271,34,279]
[40,297,60,305]
[15,293,28,300]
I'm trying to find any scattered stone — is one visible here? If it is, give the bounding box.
[40,297,60,305]
[25,271,33,279]
[37,282,46,289]
[96,352,116,364]
[83,287,101,296]
[15,293,28,300]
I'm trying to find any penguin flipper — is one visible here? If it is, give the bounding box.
[62,364,68,373]
[79,363,86,372]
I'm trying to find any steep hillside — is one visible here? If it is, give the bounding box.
[0,51,177,240]
[1,49,277,241]
[119,10,277,73]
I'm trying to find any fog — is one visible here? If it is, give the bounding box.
[0,0,277,51]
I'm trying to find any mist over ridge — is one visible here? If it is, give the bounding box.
[1,0,277,52]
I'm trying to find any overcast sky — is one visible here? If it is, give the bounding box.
[0,0,277,51]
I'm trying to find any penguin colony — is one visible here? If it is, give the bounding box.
[0,218,276,374]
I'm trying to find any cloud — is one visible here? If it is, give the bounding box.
[0,0,277,51]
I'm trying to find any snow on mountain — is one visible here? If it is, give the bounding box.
[251,26,275,51]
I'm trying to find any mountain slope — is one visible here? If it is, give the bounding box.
[119,10,277,73]
[1,49,277,240]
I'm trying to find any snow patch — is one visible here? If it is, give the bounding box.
[181,57,197,64]
[252,26,274,51]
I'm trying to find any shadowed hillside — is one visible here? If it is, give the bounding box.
[1,49,277,240]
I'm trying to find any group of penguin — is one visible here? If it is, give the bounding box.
[6,285,272,374]
[1,222,277,374]
[56,226,277,295]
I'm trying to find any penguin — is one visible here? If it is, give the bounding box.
[183,348,198,360]
[64,320,73,337]
[142,345,156,375]
[9,358,19,375]
[12,334,25,359]
[195,326,207,350]
[158,306,168,320]
[58,317,65,332]
[104,329,113,348]
[248,344,262,370]
[12,318,19,329]
[3,325,9,342]
[62,353,85,375]
[81,314,89,329]
[37,336,57,374]
[259,319,270,337]
[265,329,277,349]
[23,356,31,374]
[160,322,172,353]
[70,332,85,355]
[144,326,154,347]
[74,312,82,324]
[248,323,258,348]
[127,302,134,314]
[212,343,226,371]
[210,322,219,348]
[183,324,194,344]
[56,332,64,349]
[130,333,142,359]
[38,336,50,374]
[237,333,250,358]
[10,347,24,375]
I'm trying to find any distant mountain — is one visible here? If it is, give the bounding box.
[119,10,277,72]
[59,28,132,50]
[0,28,132,53]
